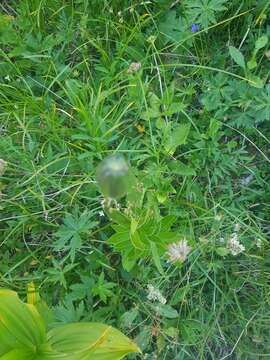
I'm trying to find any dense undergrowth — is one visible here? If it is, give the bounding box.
[0,1,270,359]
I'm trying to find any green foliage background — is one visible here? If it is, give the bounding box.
[0,0,269,359]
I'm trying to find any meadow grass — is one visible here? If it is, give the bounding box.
[0,1,270,359]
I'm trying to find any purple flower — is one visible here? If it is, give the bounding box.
[191,23,200,33]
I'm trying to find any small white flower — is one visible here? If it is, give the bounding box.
[98,210,105,217]
[147,284,166,304]
[0,159,7,176]
[240,174,254,186]
[256,238,262,248]
[166,239,192,263]
[214,214,222,221]
[227,233,245,256]
[234,223,241,232]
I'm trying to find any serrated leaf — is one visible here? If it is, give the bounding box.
[229,46,246,69]
[185,0,227,28]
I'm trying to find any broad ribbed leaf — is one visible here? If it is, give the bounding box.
[0,348,35,360]
[0,290,46,356]
[47,323,140,359]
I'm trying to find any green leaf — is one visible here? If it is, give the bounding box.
[54,210,97,262]
[255,35,268,51]
[153,304,179,319]
[122,255,136,272]
[150,242,164,274]
[247,74,264,89]
[169,160,196,176]
[109,210,130,227]
[170,286,190,306]
[47,323,140,359]
[247,57,257,70]
[247,36,268,70]
[185,0,227,28]
[130,217,138,235]
[229,46,246,69]
[0,289,140,360]
[27,283,54,329]
[0,289,46,357]
[165,123,190,155]
[130,230,145,250]
[0,348,34,360]
[120,308,139,329]
[159,10,190,44]
[206,118,222,138]
[216,247,230,256]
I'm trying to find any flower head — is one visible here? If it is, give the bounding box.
[127,62,141,74]
[256,238,262,248]
[166,239,192,263]
[227,233,245,256]
[147,284,166,304]
[191,23,200,33]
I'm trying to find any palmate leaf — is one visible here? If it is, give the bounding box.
[184,0,227,28]
[158,10,191,45]
[0,289,140,360]
[54,210,98,262]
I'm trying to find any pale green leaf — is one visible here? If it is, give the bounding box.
[47,323,140,359]
[229,46,246,69]
[150,242,164,274]
[165,123,190,155]
[216,247,230,256]
[0,290,46,355]
[153,304,179,319]
[255,35,268,51]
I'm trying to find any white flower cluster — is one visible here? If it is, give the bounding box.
[166,239,192,263]
[147,284,166,305]
[227,232,245,256]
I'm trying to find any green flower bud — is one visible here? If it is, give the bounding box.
[96,154,130,200]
